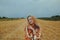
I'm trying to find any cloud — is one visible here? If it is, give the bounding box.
[0,0,60,17]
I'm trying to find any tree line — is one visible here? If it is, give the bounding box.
[37,15,60,21]
[0,15,60,21]
[0,16,8,19]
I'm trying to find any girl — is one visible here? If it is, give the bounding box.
[24,16,41,40]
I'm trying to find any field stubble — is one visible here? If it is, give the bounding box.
[0,19,60,40]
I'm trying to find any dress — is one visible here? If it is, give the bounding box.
[24,24,40,40]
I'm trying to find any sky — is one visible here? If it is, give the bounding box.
[0,0,60,18]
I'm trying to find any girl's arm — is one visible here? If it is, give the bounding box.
[25,26,33,38]
[36,27,41,39]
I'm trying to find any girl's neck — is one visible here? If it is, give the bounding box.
[31,24,35,28]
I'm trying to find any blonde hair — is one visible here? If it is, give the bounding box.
[27,15,37,25]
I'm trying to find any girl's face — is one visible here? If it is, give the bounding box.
[28,17,34,25]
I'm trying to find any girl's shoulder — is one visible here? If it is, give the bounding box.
[34,24,40,29]
[26,25,31,29]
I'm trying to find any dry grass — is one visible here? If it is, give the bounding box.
[0,19,60,40]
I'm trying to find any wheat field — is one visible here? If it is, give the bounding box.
[0,19,60,40]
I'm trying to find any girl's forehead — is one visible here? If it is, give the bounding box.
[28,17,32,19]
